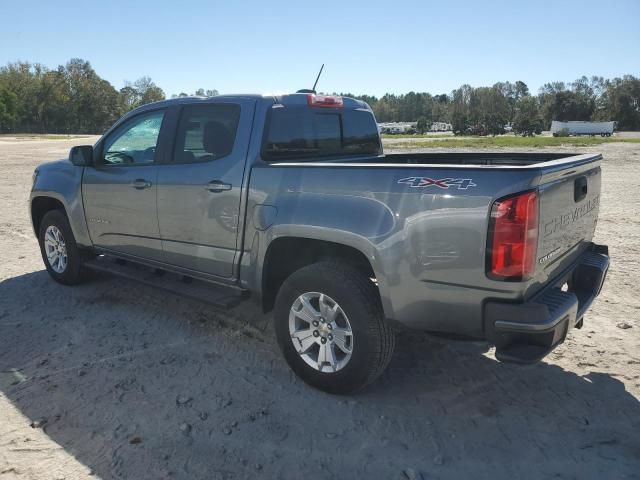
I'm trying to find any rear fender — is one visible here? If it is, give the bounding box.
[241,192,395,318]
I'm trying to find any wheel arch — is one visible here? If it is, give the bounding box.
[31,195,68,237]
[260,236,380,314]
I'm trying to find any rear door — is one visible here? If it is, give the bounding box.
[82,108,168,261]
[156,99,255,278]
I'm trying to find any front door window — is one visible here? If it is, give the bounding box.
[103,111,165,165]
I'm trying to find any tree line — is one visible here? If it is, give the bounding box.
[0,59,216,134]
[1,58,639,134]
[346,75,640,135]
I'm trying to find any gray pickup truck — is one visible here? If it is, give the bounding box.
[30,93,609,393]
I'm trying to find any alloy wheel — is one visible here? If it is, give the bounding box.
[288,292,354,373]
[44,225,68,273]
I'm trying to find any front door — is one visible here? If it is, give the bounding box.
[156,100,254,278]
[82,109,167,261]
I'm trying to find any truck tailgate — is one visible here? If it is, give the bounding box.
[536,156,602,279]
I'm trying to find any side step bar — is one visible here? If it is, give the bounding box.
[83,256,248,309]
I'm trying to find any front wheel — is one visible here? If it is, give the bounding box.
[274,262,395,394]
[38,210,85,285]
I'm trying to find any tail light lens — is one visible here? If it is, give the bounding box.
[487,191,539,280]
[306,94,343,108]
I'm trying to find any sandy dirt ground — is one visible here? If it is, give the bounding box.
[0,137,639,480]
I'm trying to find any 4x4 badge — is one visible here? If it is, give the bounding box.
[397,176,477,190]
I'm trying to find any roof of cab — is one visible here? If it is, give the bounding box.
[119,94,268,122]
[125,92,370,120]
[133,94,266,110]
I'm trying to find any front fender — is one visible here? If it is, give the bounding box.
[30,160,91,247]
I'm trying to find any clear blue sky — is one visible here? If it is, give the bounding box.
[1,0,639,97]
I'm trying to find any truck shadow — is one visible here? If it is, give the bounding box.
[1,270,639,479]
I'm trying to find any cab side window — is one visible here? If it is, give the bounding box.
[103,110,165,165]
[171,104,240,164]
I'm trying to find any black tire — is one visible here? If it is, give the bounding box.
[274,262,395,394]
[38,210,85,285]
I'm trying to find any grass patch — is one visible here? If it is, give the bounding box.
[384,136,640,149]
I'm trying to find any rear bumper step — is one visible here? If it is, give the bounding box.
[484,243,609,364]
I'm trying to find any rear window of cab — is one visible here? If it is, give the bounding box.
[262,106,381,161]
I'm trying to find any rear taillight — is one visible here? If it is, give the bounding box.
[487,190,539,280]
[306,94,343,108]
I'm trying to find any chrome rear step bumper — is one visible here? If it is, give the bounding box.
[484,243,609,364]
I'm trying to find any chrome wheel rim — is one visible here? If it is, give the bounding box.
[44,225,68,273]
[289,292,353,373]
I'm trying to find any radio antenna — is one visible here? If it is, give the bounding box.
[312,64,325,93]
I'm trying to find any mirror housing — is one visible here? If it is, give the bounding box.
[69,145,94,166]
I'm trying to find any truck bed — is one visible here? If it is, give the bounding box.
[264,150,603,313]
[381,152,586,166]
[274,152,599,169]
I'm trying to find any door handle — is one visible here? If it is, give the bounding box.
[574,176,588,202]
[206,180,232,193]
[131,179,152,190]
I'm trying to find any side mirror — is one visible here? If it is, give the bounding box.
[69,145,94,166]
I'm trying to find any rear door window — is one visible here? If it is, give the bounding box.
[262,106,381,160]
[171,104,240,163]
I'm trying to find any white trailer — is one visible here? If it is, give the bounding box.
[551,121,615,137]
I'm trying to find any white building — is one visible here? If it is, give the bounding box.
[378,122,417,134]
[378,121,452,134]
[429,122,452,132]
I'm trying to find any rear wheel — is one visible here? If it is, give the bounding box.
[274,262,395,394]
[38,210,85,285]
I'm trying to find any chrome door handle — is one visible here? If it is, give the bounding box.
[131,179,152,189]
[206,180,232,193]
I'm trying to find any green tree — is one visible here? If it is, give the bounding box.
[133,76,165,105]
[514,80,530,98]
[537,77,598,127]
[119,85,138,111]
[0,83,17,132]
[0,62,41,132]
[598,75,640,130]
[513,96,543,136]
[416,117,431,133]
[119,77,166,112]
[62,58,121,133]
[2,60,640,134]
[494,80,529,123]
[547,90,595,122]
[450,85,472,134]
[473,87,509,135]
[37,68,71,133]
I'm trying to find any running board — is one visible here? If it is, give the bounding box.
[83,256,247,309]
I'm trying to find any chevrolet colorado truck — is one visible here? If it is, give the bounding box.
[30,93,610,393]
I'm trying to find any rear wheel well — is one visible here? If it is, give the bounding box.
[262,237,376,312]
[31,197,66,235]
